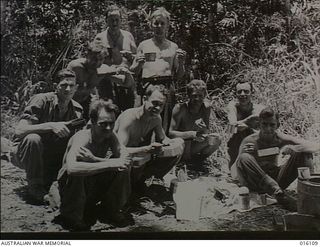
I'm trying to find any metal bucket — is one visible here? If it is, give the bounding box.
[297,174,320,217]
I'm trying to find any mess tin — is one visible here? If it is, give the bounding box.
[257,147,280,157]
[151,142,164,148]
[145,52,156,62]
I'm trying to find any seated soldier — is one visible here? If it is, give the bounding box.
[114,84,184,194]
[226,81,265,169]
[169,80,221,170]
[67,41,133,119]
[55,100,133,231]
[11,69,83,204]
[232,107,317,211]
[130,7,186,133]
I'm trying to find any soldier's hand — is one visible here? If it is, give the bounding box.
[195,118,208,133]
[194,131,206,142]
[120,50,133,60]
[117,153,132,171]
[237,122,248,131]
[149,142,164,155]
[243,143,255,154]
[51,122,70,138]
[77,147,96,162]
[136,54,146,65]
[281,145,295,156]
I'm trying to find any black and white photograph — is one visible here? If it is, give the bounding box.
[1,0,320,239]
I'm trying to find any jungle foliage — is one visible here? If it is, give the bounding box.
[1,1,319,167]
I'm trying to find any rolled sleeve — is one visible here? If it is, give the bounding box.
[20,95,46,124]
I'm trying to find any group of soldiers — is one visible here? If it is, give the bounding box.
[11,6,318,231]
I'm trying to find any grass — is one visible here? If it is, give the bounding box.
[1,97,19,141]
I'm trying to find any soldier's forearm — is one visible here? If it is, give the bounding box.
[126,145,151,155]
[15,122,55,138]
[292,142,320,153]
[66,158,121,176]
[169,130,196,140]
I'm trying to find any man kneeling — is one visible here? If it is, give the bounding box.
[169,80,221,171]
[114,84,184,195]
[232,107,317,211]
[55,100,133,231]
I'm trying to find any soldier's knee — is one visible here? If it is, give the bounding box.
[174,137,184,147]
[208,136,221,149]
[237,153,254,166]
[23,134,42,145]
[168,137,185,155]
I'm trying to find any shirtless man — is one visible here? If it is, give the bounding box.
[169,80,221,170]
[226,81,265,168]
[114,84,184,193]
[94,5,137,111]
[11,69,82,204]
[67,41,133,118]
[67,41,107,119]
[55,100,133,231]
[232,107,317,211]
[130,7,186,132]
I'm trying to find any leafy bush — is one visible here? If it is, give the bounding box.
[1,0,319,169]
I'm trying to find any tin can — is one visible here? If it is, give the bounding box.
[298,167,311,180]
[239,193,250,210]
[145,52,156,62]
[259,193,267,205]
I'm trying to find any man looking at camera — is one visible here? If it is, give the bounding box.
[226,81,265,168]
[11,69,83,204]
[56,100,133,231]
[130,7,186,132]
[94,4,137,111]
[114,84,184,194]
[169,80,221,171]
[232,107,317,211]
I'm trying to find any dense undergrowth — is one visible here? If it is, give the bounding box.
[1,0,319,169]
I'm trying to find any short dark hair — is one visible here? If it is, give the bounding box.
[259,107,280,122]
[186,79,207,96]
[144,84,168,98]
[106,5,121,19]
[89,99,119,124]
[55,69,76,84]
[86,41,108,58]
[235,81,254,92]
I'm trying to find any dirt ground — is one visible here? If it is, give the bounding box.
[1,157,294,234]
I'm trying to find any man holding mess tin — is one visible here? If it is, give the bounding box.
[94,5,137,111]
[169,80,221,171]
[231,107,317,211]
[130,7,186,133]
[114,84,184,195]
[55,100,133,231]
